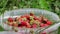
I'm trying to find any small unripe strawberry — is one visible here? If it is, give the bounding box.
[22,17,27,21]
[30,20,34,25]
[30,16,34,20]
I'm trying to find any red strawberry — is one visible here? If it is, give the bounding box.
[34,16,39,20]
[21,21,27,26]
[32,24,37,28]
[13,24,18,27]
[19,20,22,24]
[14,17,18,21]
[47,21,52,25]
[18,24,22,27]
[25,15,30,20]
[40,23,45,27]
[44,24,49,27]
[21,21,31,28]
[38,19,42,22]
[26,20,29,23]
[18,17,23,22]
[24,14,30,18]
[26,22,31,28]
[21,15,25,18]
[8,17,13,22]
[41,32,46,34]
[30,12,34,16]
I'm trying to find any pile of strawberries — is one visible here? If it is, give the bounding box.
[6,12,52,28]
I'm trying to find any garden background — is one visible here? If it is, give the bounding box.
[0,0,60,17]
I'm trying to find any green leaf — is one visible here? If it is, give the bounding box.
[0,26,5,31]
[39,0,50,10]
[57,26,60,34]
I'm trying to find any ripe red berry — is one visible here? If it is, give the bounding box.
[13,23,18,27]
[21,21,27,26]
[40,23,45,27]
[19,19,22,23]
[26,22,31,28]
[30,12,34,16]
[24,14,30,18]
[44,24,49,27]
[18,24,22,27]
[34,17,38,20]
[26,20,29,23]
[47,21,52,25]
[21,15,25,18]
[41,32,46,34]
[32,24,37,28]
[8,17,13,22]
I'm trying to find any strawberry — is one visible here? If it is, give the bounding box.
[31,24,37,28]
[34,16,39,20]
[39,16,44,22]
[41,32,46,34]
[21,21,27,26]
[18,18,23,22]
[47,21,52,25]
[34,20,40,25]
[40,23,45,27]
[42,20,47,24]
[24,14,30,18]
[44,24,49,27]
[26,20,29,23]
[18,24,21,27]
[30,12,34,16]
[8,17,13,22]
[24,15,30,20]
[13,24,18,27]
[21,15,25,18]
[26,22,31,28]
[14,17,17,21]
[13,22,18,27]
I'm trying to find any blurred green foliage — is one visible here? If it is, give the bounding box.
[0,26,5,31]
[0,0,60,17]
[58,26,60,34]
